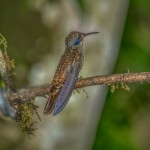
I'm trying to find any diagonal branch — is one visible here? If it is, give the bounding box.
[7,72,150,102]
[0,45,150,129]
[0,46,150,106]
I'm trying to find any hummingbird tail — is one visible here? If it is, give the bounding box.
[43,61,80,116]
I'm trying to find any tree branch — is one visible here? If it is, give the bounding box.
[7,72,150,102]
[0,43,150,134]
[0,46,150,110]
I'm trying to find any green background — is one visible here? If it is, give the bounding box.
[0,0,150,149]
[93,1,150,150]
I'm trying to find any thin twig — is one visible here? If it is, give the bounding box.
[7,72,150,102]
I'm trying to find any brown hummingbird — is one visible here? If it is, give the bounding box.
[43,31,99,115]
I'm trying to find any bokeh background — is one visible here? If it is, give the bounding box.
[0,0,150,150]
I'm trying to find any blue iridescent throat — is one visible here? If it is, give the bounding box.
[74,39,81,45]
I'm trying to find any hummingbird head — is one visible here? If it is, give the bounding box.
[65,31,99,48]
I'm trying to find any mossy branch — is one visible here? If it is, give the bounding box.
[0,34,150,135]
[0,35,38,135]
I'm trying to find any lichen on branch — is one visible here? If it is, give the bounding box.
[0,34,39,136]
[0,34,15,93]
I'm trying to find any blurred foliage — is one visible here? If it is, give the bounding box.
[0,0,52,88]
[93,1,150,150]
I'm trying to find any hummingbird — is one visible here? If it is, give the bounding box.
[43,31,99,116]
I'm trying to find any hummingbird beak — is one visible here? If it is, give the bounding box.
[84,32,99,37]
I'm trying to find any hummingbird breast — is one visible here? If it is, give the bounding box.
[46,47,83,111]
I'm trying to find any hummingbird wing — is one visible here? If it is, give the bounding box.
[52,61,80,116]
